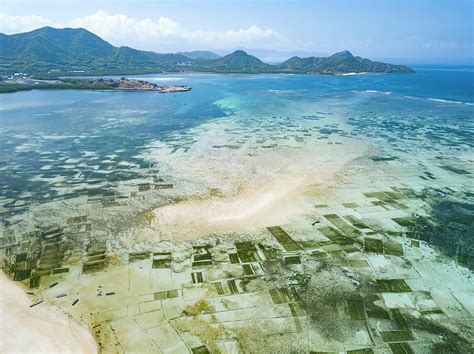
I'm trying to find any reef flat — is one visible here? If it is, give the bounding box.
[0,71,472,353]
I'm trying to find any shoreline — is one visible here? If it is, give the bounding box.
[0,270,97,354]
[0,78,192,94]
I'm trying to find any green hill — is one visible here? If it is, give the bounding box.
[178,51,220,60]
[195,50,272,73]
[278,50,413,74]
[0,27,414,76]
[0,27,190,75]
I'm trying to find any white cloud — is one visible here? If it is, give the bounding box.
[0,10,283,51]
[70,11,182,43]
[0,13,56,34]
[70,11,281,51]
[189,25,280,46]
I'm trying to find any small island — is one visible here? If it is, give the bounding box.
[0,77,192,94]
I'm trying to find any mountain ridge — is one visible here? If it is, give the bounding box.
[178,51,221,60]
[0,27,414,76]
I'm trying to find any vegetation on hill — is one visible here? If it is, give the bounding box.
[277,50,413,74]
[0,27,414,76]
[0,27,189,75]
[178,51,221,60]
[195,50,273,73]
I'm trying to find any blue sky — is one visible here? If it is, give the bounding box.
[1,0,473,59]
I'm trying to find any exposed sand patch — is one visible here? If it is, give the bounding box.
[140,145,367,243]
[148,149,358,243]
[149,175,315,241]
[137,111,369,244]
[0,271,97,354]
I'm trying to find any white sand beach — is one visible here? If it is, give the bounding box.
[0,271,97,354]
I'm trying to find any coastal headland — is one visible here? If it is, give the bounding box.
[0,77,192,94]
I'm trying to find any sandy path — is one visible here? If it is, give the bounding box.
[0,271,97,354]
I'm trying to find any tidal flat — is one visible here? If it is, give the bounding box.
[0,70,473,353]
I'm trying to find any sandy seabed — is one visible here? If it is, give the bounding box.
[1,91,472,352]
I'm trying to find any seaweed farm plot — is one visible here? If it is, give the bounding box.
[1,75,473,353]
[2,188,472,353]
[3,152,473,353]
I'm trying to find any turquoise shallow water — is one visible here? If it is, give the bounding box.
[0,66,472,222]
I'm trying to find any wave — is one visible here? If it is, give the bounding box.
[353,89,392,95]
[244,76,283,80]
[133,77,183,82]
[268,89,297,94]
[405,96,473,105]
[428,98,463,104]
[341,72,368,76]
[355,90,473,106]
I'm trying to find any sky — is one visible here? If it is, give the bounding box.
[1,0,473,60]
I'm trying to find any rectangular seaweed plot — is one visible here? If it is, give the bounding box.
[129,252,150,262]
[259,244,281,260]
[323,214,360,237]
[155,183,174,189]
[214,282,225,296]
[242,264,255,276]
[267,226,302,251]
[349,259,370,268]
[288,302,306,317]
[363,191,395,202]
[29,275,41,288]
[347,300,366,320]
[192,346,210,354]
[380,330,415,342]
[388,343,414,354]
[269,288,291,304]
[377,279,411,293]
[391,309,409,330]
[392,217,415,228]
[152,253,171,268]
[14,269,32,281]
[343,215,371,230]
[192,246,213,268]
[235,242,261,263]
[384,240,404,256]
[346,349,374,354]
[364,238,384,253]
[366,309,390,320]
[227,279,239,294]
[284,255,301,265]
[154,289,178,300]
[191,272,203,283]
[318,226,354,245]
[298,240,319,250]
[228,253,240,264]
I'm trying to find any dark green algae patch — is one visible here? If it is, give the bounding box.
[409,197,474,269]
